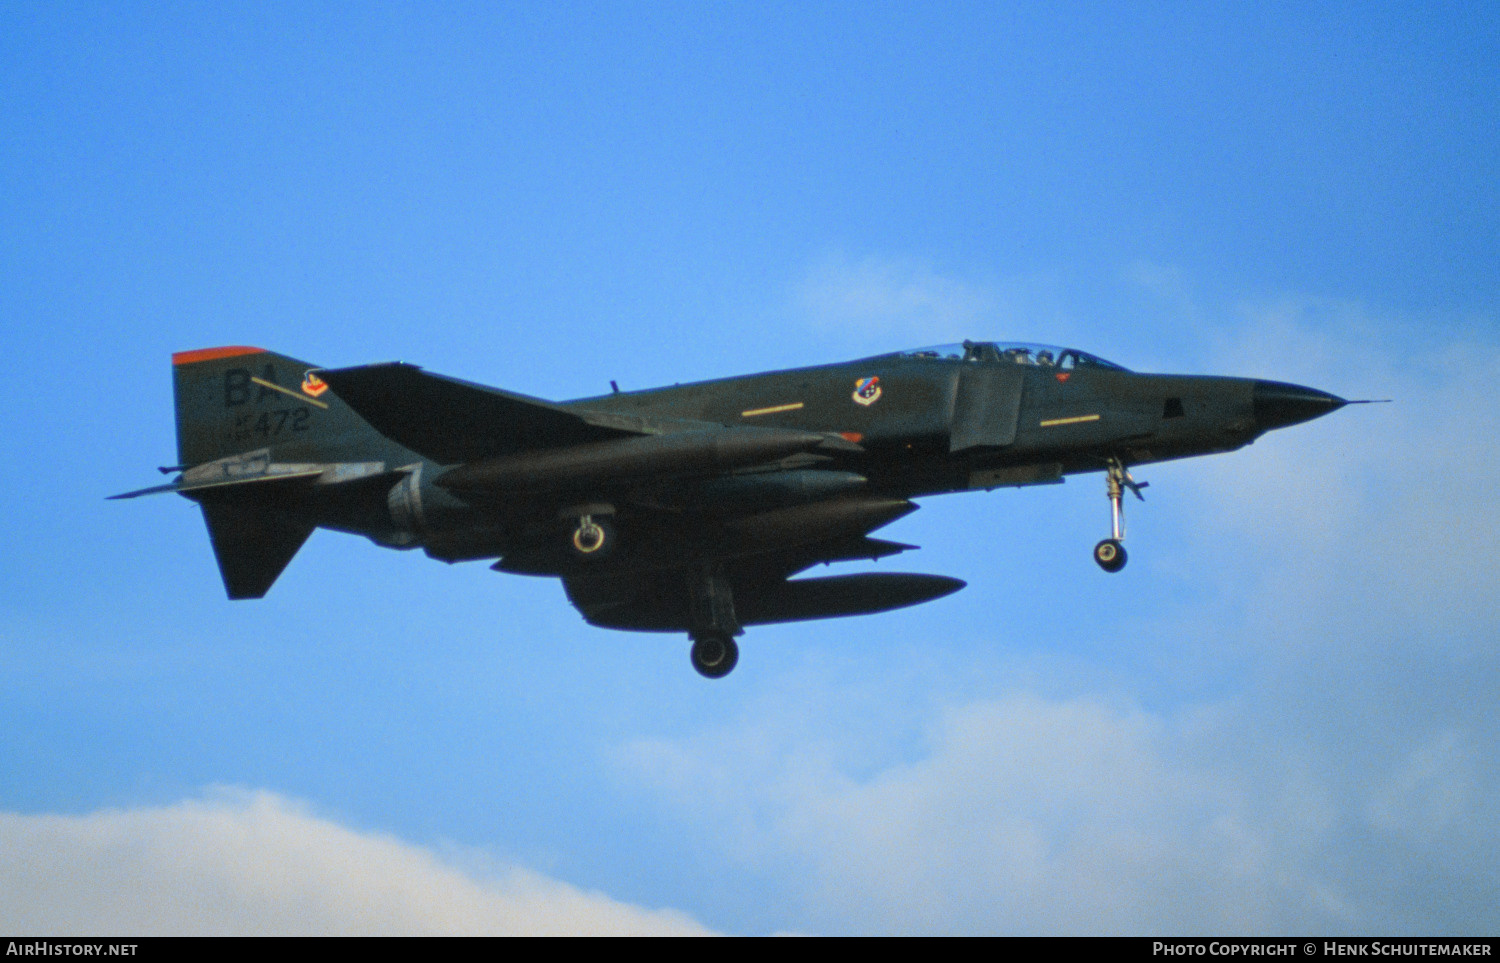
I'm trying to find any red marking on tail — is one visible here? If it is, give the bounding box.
[172,346,267,366]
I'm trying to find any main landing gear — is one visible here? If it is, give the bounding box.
[691,633,739,679]
[687,563,742,679]
[1094,457,1147,574]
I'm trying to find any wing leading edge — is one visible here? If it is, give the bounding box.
[313,362,645,464]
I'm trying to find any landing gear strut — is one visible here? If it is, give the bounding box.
[687,564,742,679]
[1095,457,1146,573]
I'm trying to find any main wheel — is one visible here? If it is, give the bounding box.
[570,516,615,558]
[690,634,739,679]
[1093,538,1127,573]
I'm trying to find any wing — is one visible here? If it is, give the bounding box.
[313,362,645,464]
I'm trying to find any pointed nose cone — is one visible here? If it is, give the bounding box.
[1253,380,1347,431]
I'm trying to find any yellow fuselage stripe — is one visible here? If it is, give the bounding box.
[1039,413,1100,428]
[741,402,804,418]
[251,377,330,409]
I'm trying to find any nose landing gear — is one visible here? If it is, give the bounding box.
[1095,457,1146,573]
[1094,537,1127,572]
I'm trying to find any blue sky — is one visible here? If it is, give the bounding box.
[2,1,1497,935]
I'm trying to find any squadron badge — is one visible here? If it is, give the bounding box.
[852,376,882,406]
[302,371,330,398]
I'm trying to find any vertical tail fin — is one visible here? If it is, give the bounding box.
[172,346,390,466]
[170,346,398,599]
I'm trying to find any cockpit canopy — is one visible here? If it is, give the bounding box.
[890,340,1129,371]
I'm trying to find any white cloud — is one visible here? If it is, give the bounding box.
[621,686,1500,935]
[1366,730,1475,836]
[0,789,716,936]
[794,253,1075,351]
[1169,298,1500,660]
[798,253,989,339]
[622,693,1371,935]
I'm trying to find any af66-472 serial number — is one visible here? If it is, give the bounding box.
[229,407,310,443]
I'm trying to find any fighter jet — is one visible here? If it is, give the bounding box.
[114,341,1359,677]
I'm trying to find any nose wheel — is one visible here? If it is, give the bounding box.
[1094,538,1127,573]
[1095,458,1146,573]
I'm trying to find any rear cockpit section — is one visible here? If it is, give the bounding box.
[891,341,1129,371]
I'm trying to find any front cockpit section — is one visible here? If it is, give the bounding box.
[892,341,1129,372]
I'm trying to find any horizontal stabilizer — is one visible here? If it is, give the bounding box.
[110,451,388,500]
[109,471,324,500]
[110,481,195,500]
[314,363,642,464]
